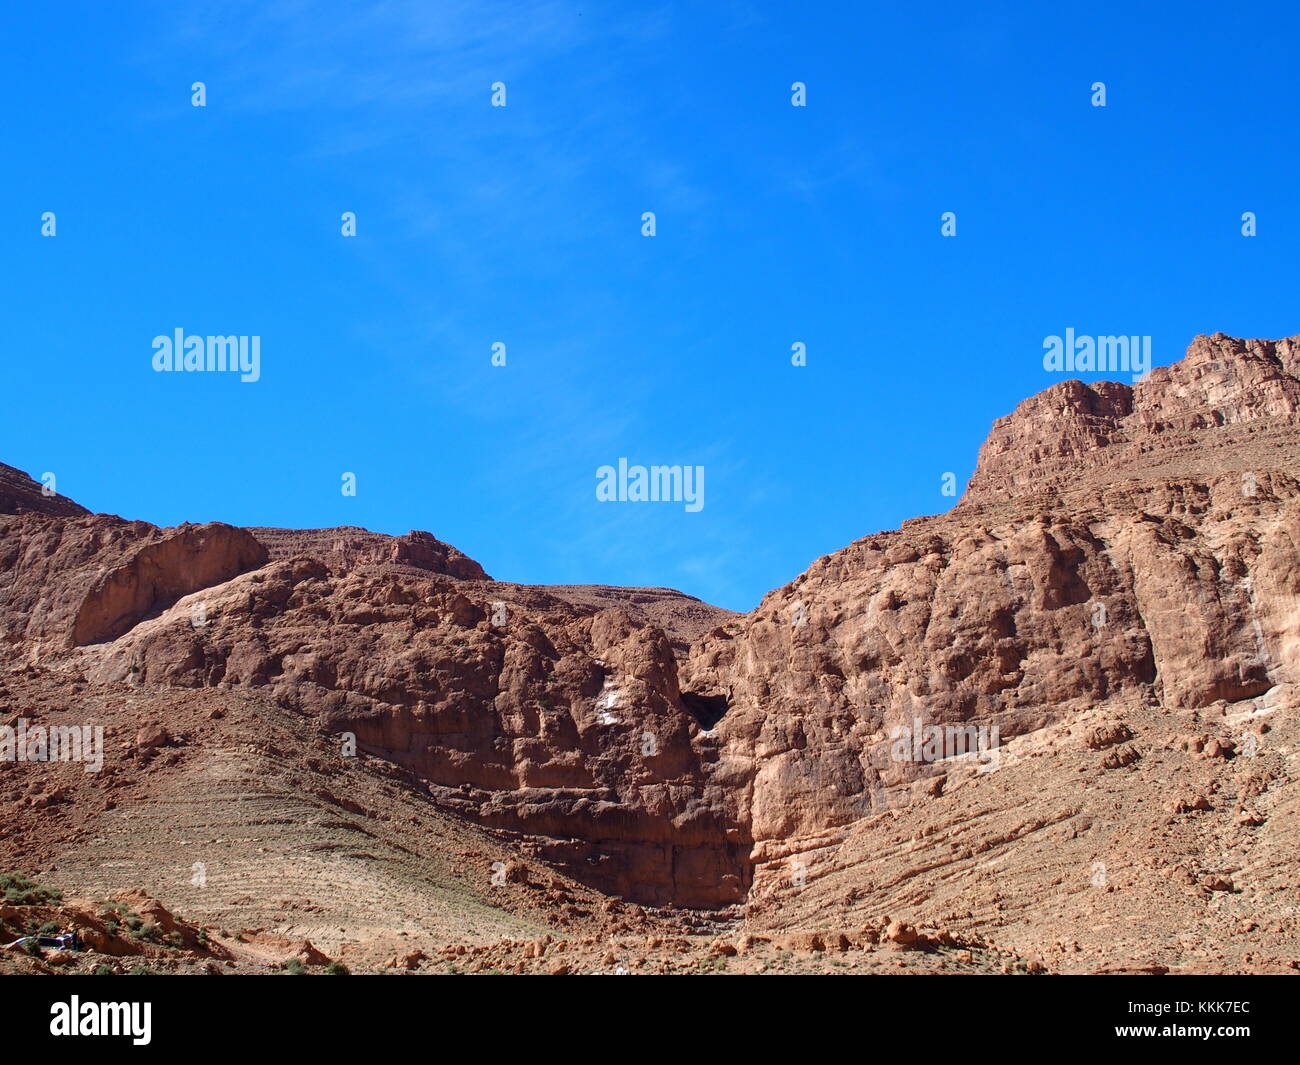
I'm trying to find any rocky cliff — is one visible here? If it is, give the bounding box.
[3,332,1298,970]
[681,332,1300,929]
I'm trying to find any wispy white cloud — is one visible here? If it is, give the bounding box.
[164,0,588,113]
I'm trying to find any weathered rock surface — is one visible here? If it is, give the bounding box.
[3,495,739,907]
[249,526,489,581]
[683,333,1300,899]
[73,561,745,905]
[2,331,1298,972]
[0,462,89,518]
[964,333,1300,505]
[0,516,267,654]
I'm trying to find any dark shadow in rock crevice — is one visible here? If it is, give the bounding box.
[680,690,729,730]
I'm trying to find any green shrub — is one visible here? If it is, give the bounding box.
[282,958,306,975]
[0,873,62,906]
[324,961,350,975]
[127,921,163,944]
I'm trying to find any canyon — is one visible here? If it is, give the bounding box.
[2,331,1298,974]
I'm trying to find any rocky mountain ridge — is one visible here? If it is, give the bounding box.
[3,331,1297,972]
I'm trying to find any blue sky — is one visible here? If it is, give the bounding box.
[3,1,1298,611]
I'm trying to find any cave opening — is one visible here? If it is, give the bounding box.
[680,690,729,730]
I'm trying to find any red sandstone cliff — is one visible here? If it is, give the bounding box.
[3,333,1298,971]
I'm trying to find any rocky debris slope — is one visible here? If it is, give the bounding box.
[68,566,746,906]
[0,877,358,974]
[0,665,618,956]
[0,881,235,973]
[0,865,1030,975]
[396,918,1021,975]
[735,690,1299,973]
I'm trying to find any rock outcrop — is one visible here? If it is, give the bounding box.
[0,462,89,518]
[0,516,267,654]
[249,526,489,581]
[681,333,1300,902]
[72,556,744,906]
[963,333,1300,505]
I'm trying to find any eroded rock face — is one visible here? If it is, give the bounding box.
[0,515,266,653]
[76,559,746,906]
[683,333,1300,894]
[250,527,489,581]
[1,475,742,905]
[964,333,1300,505]
[71,523,268,646]
[3,332,1298,920]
